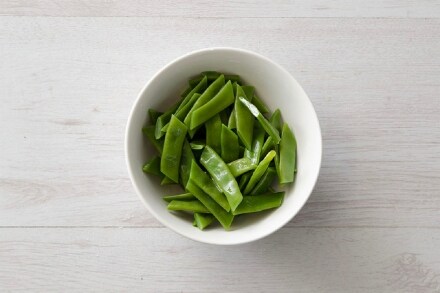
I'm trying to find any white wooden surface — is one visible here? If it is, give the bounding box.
[1,1,440,292]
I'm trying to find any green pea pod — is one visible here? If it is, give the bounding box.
[193,213,215,230]
[148,109,163,124]
[180,139,195,187]
[250,167,277,195]
[190,81,235,130]
[235,85,254,150]
[244,124,265,165]
[186,177,234,230]
[269,109,282,133]
[200,146,243,211]
[252,94,270,114]
[232,192,284,215]
[205,114,222,155]
[261,136,274,159]
[190,72,240,86]
[163,193,195,202]
[244,150,276,194]
[241,86,255,102]
[227,158,256,177]
[221,124,239,163]
[238,172,252,191]
[238,97,280,144]
[278,123,297,184]
[142,156,162,177]
[184,75,225,134]
[167,200,209,213]
[154,99,182,140]
[160,115,187,183]
[161,176,176,185]
[161,93,201,133]
[189,161,231,212]
[189,140,205,150]
[142,126,164,154]
[228,108,236,129]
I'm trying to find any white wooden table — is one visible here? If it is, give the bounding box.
[1,1,440,292]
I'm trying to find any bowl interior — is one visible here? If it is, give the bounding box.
[126,48,321,245]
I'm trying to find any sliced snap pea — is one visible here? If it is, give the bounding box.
[180,139,195,187]
[235,85,254,150]
[193,213,215,230]
[142,156,162,177]
[190,72,241,86]
[244,124,265,165]
[160,115,187,183]
[232,192,284,215]
[189,140,205,150]
[189,160,230,212]
[148,109,163,124]
[200,146,243,211]
[163,193,195,202]
[241,86,255,102]
[227,158,256,177]
[161,93,201,133]
[167,200,209,213]
[154,99,182,140]
[221,124,239,163]
[261,136,274,159]
[238,97,281,144]
[219,109,230,125]
[238,172,252,191]
[278,123,297,184]
[161,176,176,185]
[244,150,276,194]
[142,126,164,154]
[186,177,234,230]
[252,94,270,114]
[250,167,277,195]
[190,81,235,130]
[228,108,236,129]
[269,109,282,133]
[184,75,225,134]
[205,114,222,155]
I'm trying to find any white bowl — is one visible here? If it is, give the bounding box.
[125,48,322,245]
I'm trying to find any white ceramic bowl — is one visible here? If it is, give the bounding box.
[126,48,322,245]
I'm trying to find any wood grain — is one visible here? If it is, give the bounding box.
[1,0,440,18]
[1,227,439,292]
[1,17,439,228]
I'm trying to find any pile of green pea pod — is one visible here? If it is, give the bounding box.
[142,71,297,230]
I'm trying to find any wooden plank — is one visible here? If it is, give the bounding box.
[1,227,440,291]
[0,17,439,227]
[0,0,440,18]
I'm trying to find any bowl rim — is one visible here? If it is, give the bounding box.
[125,47,322,245]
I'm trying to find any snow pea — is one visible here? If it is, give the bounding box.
[186,177,234,230]
[278,123,297,184]
[167,200,209,213]
[190,72,240,87]
[148,108,163,124]
[184,75,225,134]
[244,150,276,194]
[244,124,265,165]
[241,86,255,102]
[160,93,201,133]
[221,124,239,163]
[200,146,243,211]
[190,81,235,130]
[238,172,252,191]
[142,155,162,177]
[251,94,270,114]
[160,115,187,183]
[163,193,195,202]
[189,140,205,150]
[189,160,230,212]
[180,139,194,187]
[235,85,254,150]
[205,114,222,155]
[238,97,281,144]
[261,136,274,159]
[228,108,236,129]
[250,167,277,195]
[227,158,256,177]
[161,176,176,185]
[270,109,282,133]
[142,126,164,154]
[193,213,215,230]
[232,192,284,215]
[154,98,182,140]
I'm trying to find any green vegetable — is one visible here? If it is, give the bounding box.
[190,81,235,130]
[227,158,256,177]
[205,114,222,154]
[228,108,236,129]
[142,126,164,154]
[269,109,282,133]
[238,97,281,144]
[179,140,195,186]
[244,150,276,194]
[251,94,270,114]
[221,124,239,163]
[233,192,284,215]
[193,213,215,230]
[161,93,201,133]
[189,160,230,212]
[148,109,163,124]
[260,136,274,159]
[189,140,205,150]
[161,176,176,185]
[200,146,243,211]
[163,193,195,202]
[167,200,209,213]
[160,115,187,183]
[244,124,265,165]
[186,177,234,230]
[238,172,252,191]
[235,85,254,150]
[278,123,297,184]
[250,167,277,195]
[142,156,162,176]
